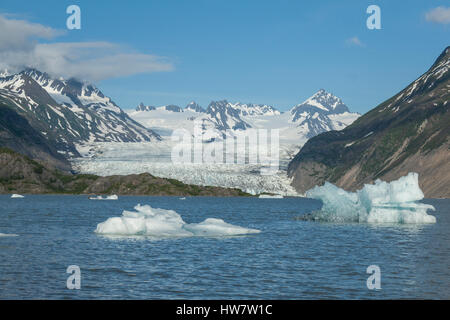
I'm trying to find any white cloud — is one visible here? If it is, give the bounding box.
[425,6,450,24]
[0,14,174,81]
[346,37,364,47]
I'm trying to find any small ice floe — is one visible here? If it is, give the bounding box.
[303,172,436,224]
[0,233,18,237]
[95,204,260,238]
[89,195,119,200]
[11,194,24,198]
[259,194,284,199]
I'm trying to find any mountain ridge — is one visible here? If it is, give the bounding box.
[131,90,359,141]
[0,68,161,161]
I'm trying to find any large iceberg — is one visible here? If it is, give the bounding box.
[305,173,436,224]
[95,204,261,237]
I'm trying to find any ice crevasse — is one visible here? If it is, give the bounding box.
[95,204,261,237]
[305,172,436,224]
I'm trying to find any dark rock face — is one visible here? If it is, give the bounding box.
[0,105,71,171]
[164,105,183,112]
[136,103,156,111]
[206,100,252,131]
[288,47,450,198]
[185,102,205,113]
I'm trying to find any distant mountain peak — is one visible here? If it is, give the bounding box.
[288,90,358,138]
[0,69,11,78]
[300,89,348,112]
[136,103,156,111]
[185,101,205,113]
[433,46,450,67]
[291,89,351,119]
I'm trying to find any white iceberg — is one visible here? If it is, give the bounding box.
[95,204,261,238]
[89,195,118,200]
[305,172,436,224]
[259,194,284,199]
[0,233,18,237]
[11,194,24,198]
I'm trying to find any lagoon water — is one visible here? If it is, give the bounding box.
[0,195,449,299]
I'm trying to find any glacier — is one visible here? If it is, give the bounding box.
[72,141,300,196]
[305,173,436,224]
[95,204,260,238]
[71,90,360,196]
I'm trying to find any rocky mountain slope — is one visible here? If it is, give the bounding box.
[0,69,160,160]
[0,105,71,170]
[185,101,206,113]
[288,47,450,198]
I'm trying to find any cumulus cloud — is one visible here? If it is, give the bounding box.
[425,6,450,24]
[346,37,364,47]
[0,14,174,81]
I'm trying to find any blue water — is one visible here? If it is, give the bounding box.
[0,195,449,299]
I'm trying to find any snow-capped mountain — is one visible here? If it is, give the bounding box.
[132,100,280,138]
[136,103,183,113]
[0,69,11,78]
[0,69,160,157]
[204,100,252,131]
[289,89,359,138]
[136,103,156,111]
[185,101,205,113]
[130,90,359,142]
[229,102,280,116]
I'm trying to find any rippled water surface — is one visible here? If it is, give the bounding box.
[0,195,449,299]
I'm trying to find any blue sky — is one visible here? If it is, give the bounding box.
[0,0,449,113]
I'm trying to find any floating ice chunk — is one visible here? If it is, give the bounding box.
[95,204,260,237]
[11,194,24,198]
[259,194,284,199]
[306,182,365,222]
[0,233,18,237]
[89,195,118,200]
[183,218,260,237]
[305,173,436,224]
